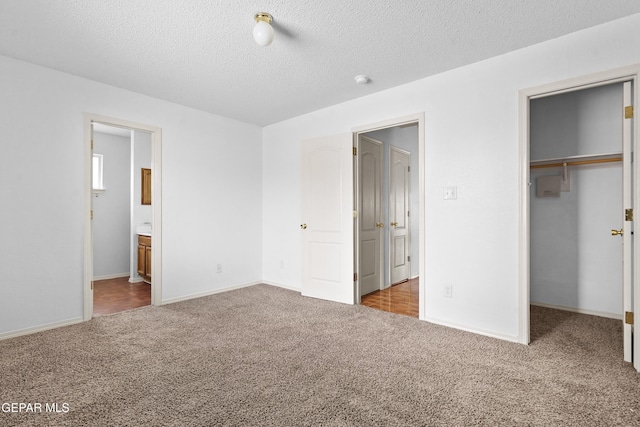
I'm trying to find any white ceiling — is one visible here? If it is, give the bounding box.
[2,1,640,126]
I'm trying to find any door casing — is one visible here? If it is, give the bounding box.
[83,113,163,320]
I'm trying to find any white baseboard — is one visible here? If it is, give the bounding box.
[262,281,301,293]
[0,317,84,341]
[128,276,144,283]
[93,272,129,281]
[161,281,262,305]
[423,315,522,344]
[531,302,622,320]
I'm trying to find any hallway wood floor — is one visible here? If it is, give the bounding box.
[360,278,419,318]
[93,277,151,317]
[93,277,417,318]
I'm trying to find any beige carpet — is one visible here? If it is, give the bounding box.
[1,284,639,426]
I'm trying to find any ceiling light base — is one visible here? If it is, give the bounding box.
[254,13,272,24]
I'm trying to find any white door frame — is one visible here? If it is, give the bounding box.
[352,113,425,319]
[83,113,163,321]
[518,65,640,371]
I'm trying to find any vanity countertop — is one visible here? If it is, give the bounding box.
[136,223,152,236]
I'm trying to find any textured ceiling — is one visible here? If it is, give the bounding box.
[1,1,640,126]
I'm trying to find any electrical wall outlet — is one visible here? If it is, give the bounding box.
[443,186,457,200]
[444,284,453,298]
[217,264,223,274]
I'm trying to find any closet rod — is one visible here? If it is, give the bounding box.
[530,157,622,169]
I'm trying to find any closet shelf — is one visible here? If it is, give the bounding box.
[530,152,622,169]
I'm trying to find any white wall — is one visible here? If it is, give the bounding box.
[530,84,623,317]
[93,131,131,279]
[131,130,152,282]
[365,125,420,282]
[0,55,262,337]
[262,13,640,341]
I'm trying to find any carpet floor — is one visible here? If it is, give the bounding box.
[1,284,639,426]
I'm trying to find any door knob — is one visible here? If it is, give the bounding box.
[300,224,307,230]
[376,222,384,228]
[611,228,623,236]
[391,221,398,227]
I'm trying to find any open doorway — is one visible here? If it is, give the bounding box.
[519,65,639,371]
[83,114,163,321]
[91,123,152,316]
[529,82,626,340]
[354,119,422,318]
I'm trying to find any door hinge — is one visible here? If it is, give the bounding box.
[91,281,94,290]
[408,166,411,172]
[407,210,410,217]
[625,311,634,325]
[407,256,411,262]
[353,147,357,156]
[91,139,94,150]
[626,208,634,222]
[625,106,634,119]
[90,210,94,220]
[352,210,358,219]
[353,273,357,281]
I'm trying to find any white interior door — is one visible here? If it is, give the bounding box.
[358,136,383,296]
[622,81,634,363]
[390,146,411,284]
[301,133,354,304]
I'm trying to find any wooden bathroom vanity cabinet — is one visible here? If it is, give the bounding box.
[137,234,151,283]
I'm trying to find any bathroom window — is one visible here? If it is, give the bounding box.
[93,153,105,192]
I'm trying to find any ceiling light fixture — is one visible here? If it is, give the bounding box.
[253,12,274,47]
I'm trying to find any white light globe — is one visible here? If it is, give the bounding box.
[253,20,274,46]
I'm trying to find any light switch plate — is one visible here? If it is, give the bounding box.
[443,186,457,200]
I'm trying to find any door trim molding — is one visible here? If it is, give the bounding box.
[352,112,425,319]
[518,65,640,371]
[83,113,163,321]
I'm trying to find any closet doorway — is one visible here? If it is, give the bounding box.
[519,66,639,370]
[355,121,421,318]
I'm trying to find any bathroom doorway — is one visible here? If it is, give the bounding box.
[91,123,151,316]
[83,114,163,320]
